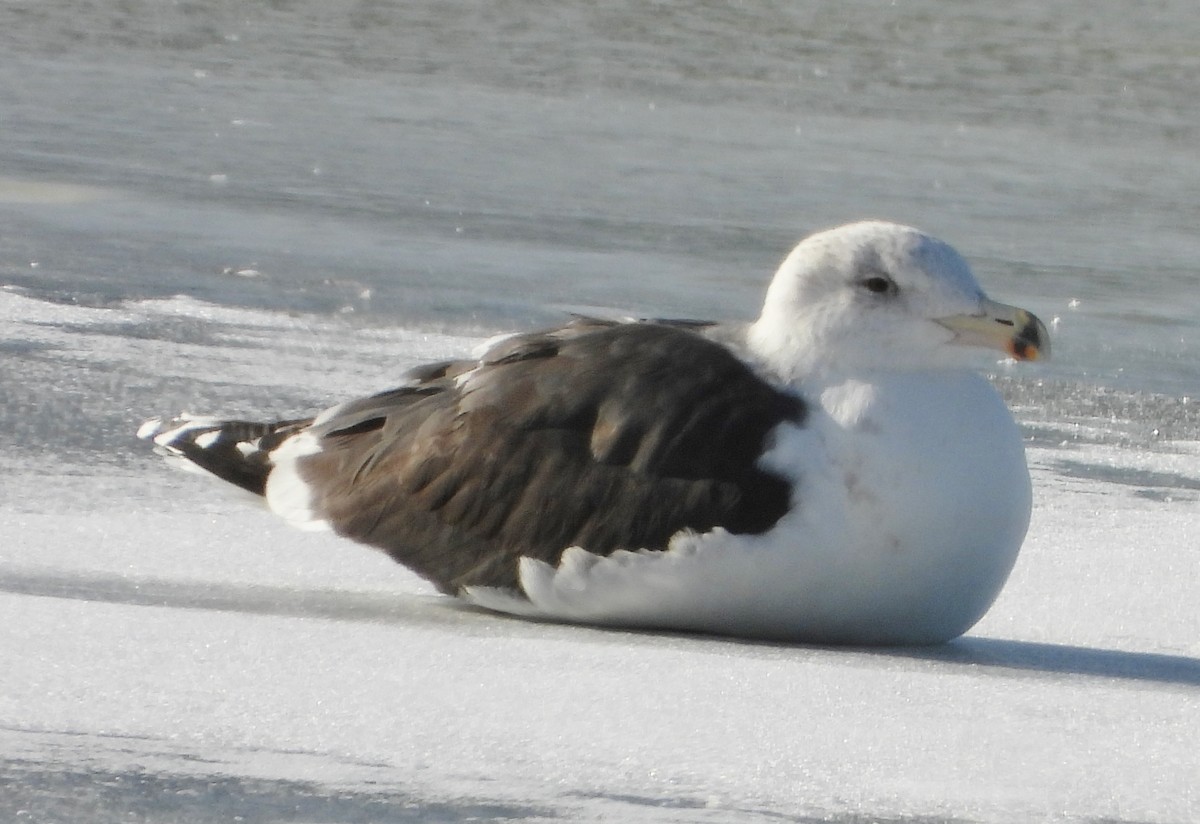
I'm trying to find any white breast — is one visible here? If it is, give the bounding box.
[763,370,1032,642]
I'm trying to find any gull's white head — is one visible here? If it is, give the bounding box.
[748,221,1048,381]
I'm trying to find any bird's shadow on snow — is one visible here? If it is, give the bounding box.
[5,566,1197,690]
[892,636,1200,689]
[593,623,1200,691]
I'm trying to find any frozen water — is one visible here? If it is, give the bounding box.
[1,292,1197,823]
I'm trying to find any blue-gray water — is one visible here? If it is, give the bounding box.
[5,0,1200,395]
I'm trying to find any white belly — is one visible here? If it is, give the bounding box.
[464,371,1032,644]
[758,371,1033,642]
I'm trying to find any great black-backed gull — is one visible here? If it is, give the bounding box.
[139,221,1047,644]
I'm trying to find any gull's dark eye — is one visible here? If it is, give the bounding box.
[860,275,897,296]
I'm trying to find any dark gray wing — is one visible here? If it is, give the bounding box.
[290,318,805,593]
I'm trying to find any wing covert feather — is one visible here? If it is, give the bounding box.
[290,321,804,592]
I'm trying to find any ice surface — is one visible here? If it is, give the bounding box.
[1,292,1197,823]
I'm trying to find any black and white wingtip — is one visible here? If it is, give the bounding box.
[138,414,285,496]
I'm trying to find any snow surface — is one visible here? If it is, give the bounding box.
[1,290,1198,823]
